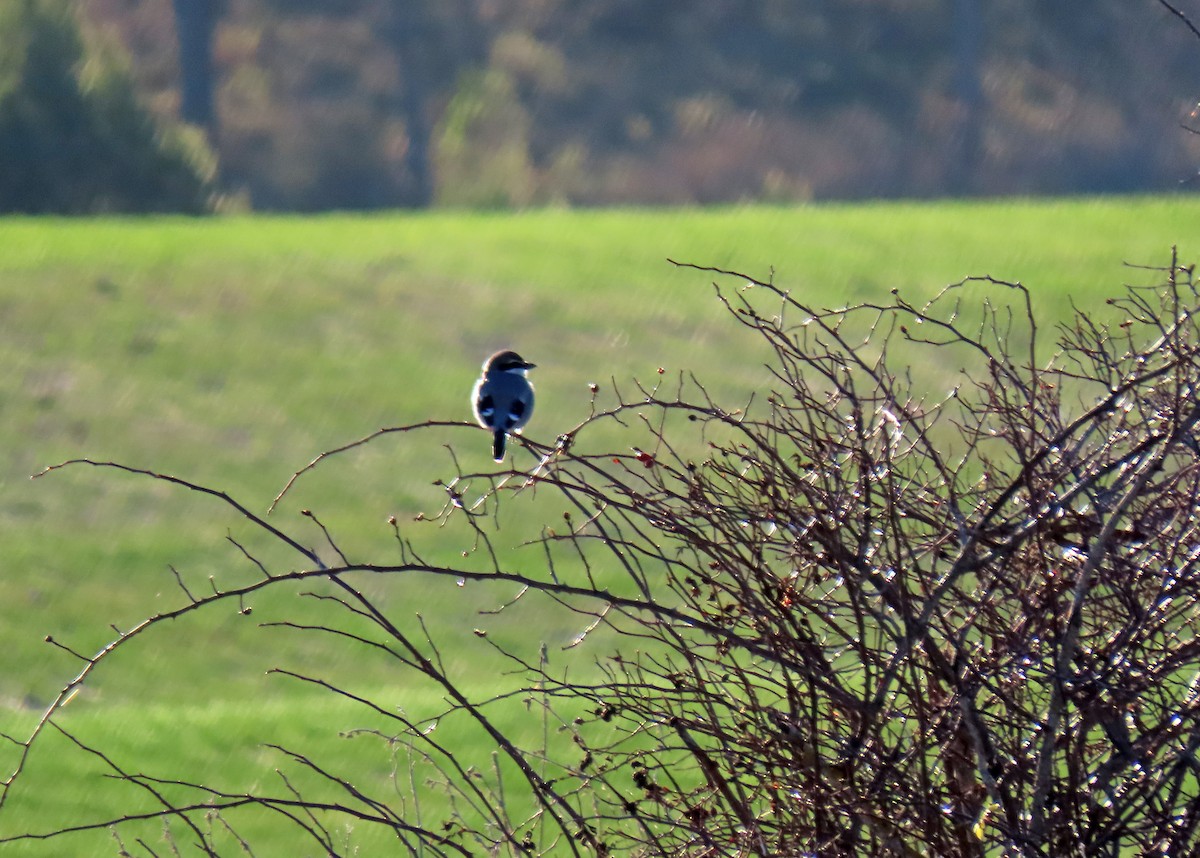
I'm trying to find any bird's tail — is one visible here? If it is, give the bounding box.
[492,430,507,462]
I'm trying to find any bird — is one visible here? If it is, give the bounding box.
[471,349,536,462]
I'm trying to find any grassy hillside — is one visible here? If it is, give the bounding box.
[0,197,1196,854]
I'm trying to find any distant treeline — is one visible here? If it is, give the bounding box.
[6,0,1200,213]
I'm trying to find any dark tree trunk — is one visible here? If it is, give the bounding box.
[950,0,983,194]
[385,9,435,208]
[380,0,484,208]
[397,39,434,208]
[172,0,219,134]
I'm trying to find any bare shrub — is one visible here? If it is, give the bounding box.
[4,252,1200,856]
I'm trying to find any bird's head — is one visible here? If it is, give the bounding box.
[485,350,536,375]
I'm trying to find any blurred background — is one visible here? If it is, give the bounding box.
[2,0,1200,214]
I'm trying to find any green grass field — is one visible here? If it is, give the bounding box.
[1,197,1197,854]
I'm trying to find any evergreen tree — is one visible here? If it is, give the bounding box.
[0,0,215,214]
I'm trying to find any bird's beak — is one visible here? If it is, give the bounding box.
[524,362,537,369]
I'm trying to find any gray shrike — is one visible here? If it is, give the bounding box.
[471,350,536,462]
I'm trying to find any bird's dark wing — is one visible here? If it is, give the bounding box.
[476,393,496,423]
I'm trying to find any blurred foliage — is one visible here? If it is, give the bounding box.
[0,0,216,214]
[434,69,535,208]
[75,0,1200,210]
